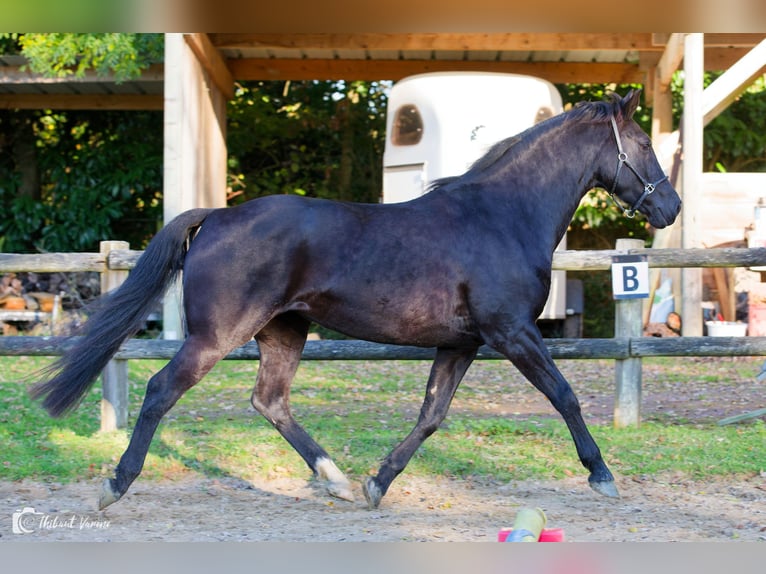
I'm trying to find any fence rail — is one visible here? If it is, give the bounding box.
[2,335,766,361]
[2,241,766,431]
[4,246,766,274]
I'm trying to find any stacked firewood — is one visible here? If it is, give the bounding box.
[0,273,62,334]
[644,311,682,337]
[0,273,57,313]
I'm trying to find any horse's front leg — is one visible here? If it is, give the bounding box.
[486,321,619,498]
[363,346,477,509]
[251,315,354,502]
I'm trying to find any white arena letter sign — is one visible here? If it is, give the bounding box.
[611,254,649,299]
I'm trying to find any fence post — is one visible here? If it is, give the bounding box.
[613,238,644,428]
[100,241,129,432]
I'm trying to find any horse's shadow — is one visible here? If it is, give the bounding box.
[141,434,337,505]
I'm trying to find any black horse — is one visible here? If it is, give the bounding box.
[31,90,680,510]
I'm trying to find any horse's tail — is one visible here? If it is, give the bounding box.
[30,208,215,417]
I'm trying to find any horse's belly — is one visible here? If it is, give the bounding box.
[293,290,481,348]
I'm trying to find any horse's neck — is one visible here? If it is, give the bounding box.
[489,127,599,253]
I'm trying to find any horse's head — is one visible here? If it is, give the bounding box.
[596,90,681,229]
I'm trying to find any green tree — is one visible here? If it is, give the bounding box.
[2,33,163,81]
[0,33,164,252]
[698,74,766,173]
[0,109,163,252]
[227,80,387,204]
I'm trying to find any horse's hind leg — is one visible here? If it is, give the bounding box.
[363,346,477,509]
[99,335,232,509]
[251,314,354,502]
[487,322,619,498]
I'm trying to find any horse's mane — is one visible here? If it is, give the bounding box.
[428,93,622,193]
[567,92,623,123]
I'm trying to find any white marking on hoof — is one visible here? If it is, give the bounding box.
[316,457,354,502]
[98,478,121,510]
[362,477,382,509]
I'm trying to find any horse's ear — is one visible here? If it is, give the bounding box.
[620,89,642,120]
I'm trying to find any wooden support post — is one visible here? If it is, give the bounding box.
[100,241,129,432]
[614,238,645,428]
[162,33,228,341]
[681,33,705,337]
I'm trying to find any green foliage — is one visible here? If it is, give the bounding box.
[701,74,766,173]
[227,80,387,204]
[0,110,163,252]
[10,33,164,82]
[0,33,21,54]
[570,270,615,338]
[0,34,164,252]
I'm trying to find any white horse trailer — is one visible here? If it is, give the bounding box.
[382,72,582,334]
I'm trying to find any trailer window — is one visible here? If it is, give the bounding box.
[535,106,554,124]
[392,104,423,145]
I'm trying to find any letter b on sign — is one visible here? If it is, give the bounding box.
[611,255,649,299]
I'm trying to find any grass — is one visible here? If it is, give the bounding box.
[0,355,764,486]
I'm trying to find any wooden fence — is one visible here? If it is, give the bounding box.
[3,240,766,432]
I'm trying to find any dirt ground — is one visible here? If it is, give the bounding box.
[2,357,765,543]
[2,472,765,542]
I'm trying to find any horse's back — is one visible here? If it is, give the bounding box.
[197,192,466,255]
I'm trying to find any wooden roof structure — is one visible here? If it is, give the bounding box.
[212,33,763,84]
[1,33,764,110]
[0,56,164,110]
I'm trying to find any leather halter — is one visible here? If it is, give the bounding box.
[607,115,668,219]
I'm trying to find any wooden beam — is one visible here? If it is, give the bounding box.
[656,33,684,89]
[648,33,683,128]
[0,94,164,110]
[653,33,766,48]
[703,48,755,71]
[211,32,658,52]
[0,63,164,84]
[643,47,758,73]
[183,33,235,100]
[718,408,766,426]
[227,58,644,84]
[650,74,674,137]
[702,38,766,126]
[701,33,766,47]
[6,334,766,362]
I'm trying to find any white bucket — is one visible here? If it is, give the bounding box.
[705,321,748,337]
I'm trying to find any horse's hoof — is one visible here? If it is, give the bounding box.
[315,457,354,502]
[362,477,383,509]
[327,481,355,502]
[98,478,122,510]
[589,479,620,499]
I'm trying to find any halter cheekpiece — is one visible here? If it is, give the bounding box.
[607,115,668,219]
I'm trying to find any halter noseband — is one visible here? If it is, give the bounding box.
[607,115,668,219]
